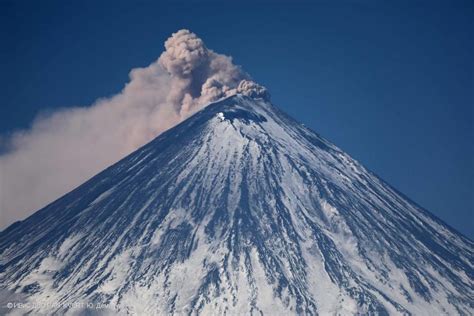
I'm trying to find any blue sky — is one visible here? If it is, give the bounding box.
[1,1,472,237]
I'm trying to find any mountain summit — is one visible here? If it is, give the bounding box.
[1,95,472,315]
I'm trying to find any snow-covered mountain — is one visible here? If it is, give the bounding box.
[0,94,472,315]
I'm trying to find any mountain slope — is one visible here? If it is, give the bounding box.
[1,95,473,315]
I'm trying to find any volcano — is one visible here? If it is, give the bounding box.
[0,94,472,315]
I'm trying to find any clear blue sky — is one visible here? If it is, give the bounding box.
[1,1,472,238]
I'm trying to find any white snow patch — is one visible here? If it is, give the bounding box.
[216,112,225,121]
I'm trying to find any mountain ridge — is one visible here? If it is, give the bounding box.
[1,94,472,315]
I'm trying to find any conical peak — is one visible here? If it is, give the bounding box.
[205,94,270,123]
[159,94,273,140]
[141,94,275,162]
[153,92,335,162]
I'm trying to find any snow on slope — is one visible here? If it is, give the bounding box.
[0,94,473,315]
